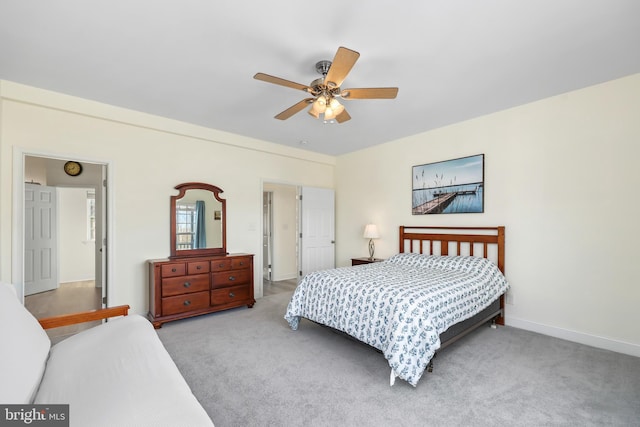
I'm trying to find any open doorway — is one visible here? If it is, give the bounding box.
[20,155,107,343]
[262,183,298,297]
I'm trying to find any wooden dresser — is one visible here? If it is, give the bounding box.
[148,253,254,328]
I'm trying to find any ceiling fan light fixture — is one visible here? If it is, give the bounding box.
[329,98,344,113]
[324,98,344,121]
[310,96,327,115]
[324,108,336,121]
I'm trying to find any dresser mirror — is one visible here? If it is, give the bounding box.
[170,182,227,258]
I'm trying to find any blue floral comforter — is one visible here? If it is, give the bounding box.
[284,253,509,386]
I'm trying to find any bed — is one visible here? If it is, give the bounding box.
[284,225,508,387]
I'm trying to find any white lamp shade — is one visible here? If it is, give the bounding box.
[363,224,379,239]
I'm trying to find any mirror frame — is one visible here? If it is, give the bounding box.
[170,182,227,258]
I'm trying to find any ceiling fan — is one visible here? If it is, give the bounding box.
[254,46,398,123]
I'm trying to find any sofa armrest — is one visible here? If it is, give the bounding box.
[38,305,130,329]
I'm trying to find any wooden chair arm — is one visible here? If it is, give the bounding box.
[38,305,130,330]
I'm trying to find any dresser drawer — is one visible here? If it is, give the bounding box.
[210,256,252,271]
[162,290,209,316]
[161,263,186,277]
[210,258,233,271]
[187,261,210,275]
[210,284,251,307]
[211,269,250,288]
[230,257,251,270]
[161,274,209,297]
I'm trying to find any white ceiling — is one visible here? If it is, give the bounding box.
[1,1,639,156]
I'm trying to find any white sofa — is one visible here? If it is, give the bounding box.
[0,282,214,427]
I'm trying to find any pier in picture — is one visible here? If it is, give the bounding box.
[412,154,484,215]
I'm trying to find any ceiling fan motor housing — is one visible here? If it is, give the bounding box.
[315,60,332,76]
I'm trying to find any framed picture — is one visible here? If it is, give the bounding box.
[214,210,222,220]
[412,154,484,215]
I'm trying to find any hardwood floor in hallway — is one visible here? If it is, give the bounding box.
[25,280,101,343]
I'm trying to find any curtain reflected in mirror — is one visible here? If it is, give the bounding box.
[195,200,206,248]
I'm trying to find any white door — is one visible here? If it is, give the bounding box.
[300,187,335,277]
[24,183,58,295]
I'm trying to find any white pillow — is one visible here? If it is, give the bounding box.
[0,282,51,403]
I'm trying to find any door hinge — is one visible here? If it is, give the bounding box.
[299,233,302,238]
[299,271,303,277]
[102,296,107,304]
[103,179,107,187]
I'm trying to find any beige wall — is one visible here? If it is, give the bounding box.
[335,73,640,356]
[0,80,335,314]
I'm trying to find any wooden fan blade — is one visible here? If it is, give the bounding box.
[254,73,311,92]
[324,47,360,89]
[340,87,399,99]
[336,109,351,123]
[274,98,314,120]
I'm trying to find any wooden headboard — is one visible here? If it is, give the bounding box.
[399,226,505,274]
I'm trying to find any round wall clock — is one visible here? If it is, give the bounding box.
[63,161,83,177]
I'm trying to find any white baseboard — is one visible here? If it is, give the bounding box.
[270,273,297,282]
[505,316,640,358]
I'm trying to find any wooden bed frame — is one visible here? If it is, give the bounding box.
[399,225,506,369]
[38,305,130,329]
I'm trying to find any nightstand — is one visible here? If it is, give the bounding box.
[351,257,384,266]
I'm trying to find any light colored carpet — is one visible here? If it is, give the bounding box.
[157,291,640,427]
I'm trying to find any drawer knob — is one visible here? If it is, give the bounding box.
[228,276,236,281]
[183,300,191,306]
[183,282,191,288]
[196,265,202,270]
[171,268,177,272]
[229,292,235,298]
[219,263,225,267]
